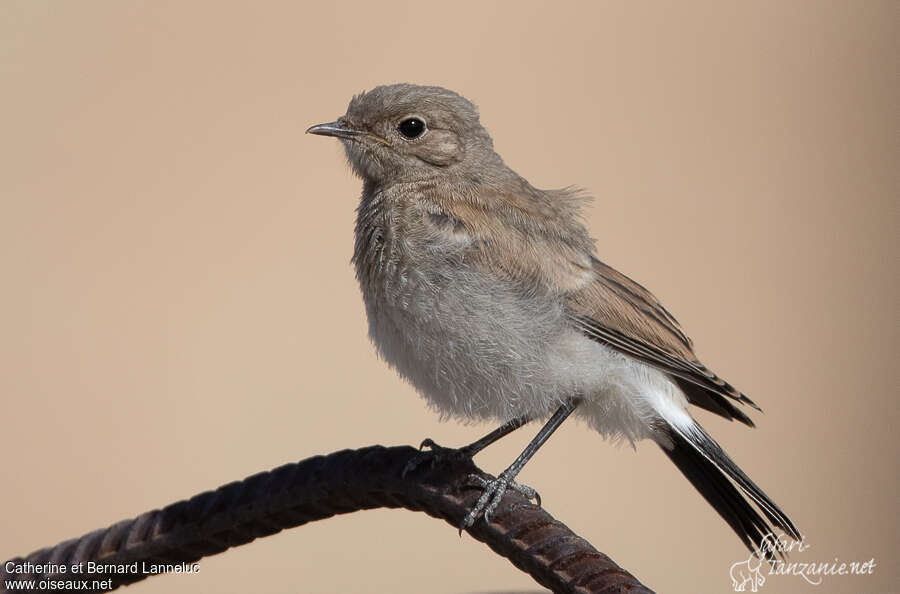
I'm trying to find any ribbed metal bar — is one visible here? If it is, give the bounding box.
[1,445,655,593]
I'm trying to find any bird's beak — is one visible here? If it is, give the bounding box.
[306,120,391,146]
[306,120,366,140]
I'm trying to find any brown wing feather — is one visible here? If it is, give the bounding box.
[566,258,759,424]
[421,183,759,425]
[426,183,597,292]
[570,257,695,357]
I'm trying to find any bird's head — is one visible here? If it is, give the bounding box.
[307,84,499,185]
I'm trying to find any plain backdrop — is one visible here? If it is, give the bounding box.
[1,2,897,593]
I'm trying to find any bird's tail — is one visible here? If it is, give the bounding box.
[659,420,801,558]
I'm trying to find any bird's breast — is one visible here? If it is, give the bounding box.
[352,204,583,422]
[349,191,668,442]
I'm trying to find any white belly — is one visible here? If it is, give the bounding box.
[361,264,684,444]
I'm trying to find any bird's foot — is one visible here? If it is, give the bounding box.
[401,438,473,478]
[459,471,541,531]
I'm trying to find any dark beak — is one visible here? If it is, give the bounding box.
[306,120,391,146]
[306,120,368,141]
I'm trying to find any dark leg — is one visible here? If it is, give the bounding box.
[451,414,531,456]
[460,398,581,530]
[402,414,531,477]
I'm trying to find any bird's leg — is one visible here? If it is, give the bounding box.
[460,398,581,531]
[402,415,530,477]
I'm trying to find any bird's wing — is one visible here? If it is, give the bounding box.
[429,184,758,424]
[566,257,759,424]
[429,184,598,293]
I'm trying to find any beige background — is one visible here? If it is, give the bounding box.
[1,2,897,593]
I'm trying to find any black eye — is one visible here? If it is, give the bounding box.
[397,117,426,139]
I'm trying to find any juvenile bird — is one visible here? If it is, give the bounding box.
[308,83,800,554]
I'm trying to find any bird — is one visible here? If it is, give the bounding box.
[307,83,800,555]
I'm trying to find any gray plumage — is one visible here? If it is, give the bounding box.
[308,83,800,554]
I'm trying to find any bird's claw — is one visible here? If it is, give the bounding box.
[458,472,541,533]
[401,438,472,478]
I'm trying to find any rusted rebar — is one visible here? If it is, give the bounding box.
[1,445,655,593]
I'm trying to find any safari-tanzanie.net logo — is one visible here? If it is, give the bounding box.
[729,533,875,592]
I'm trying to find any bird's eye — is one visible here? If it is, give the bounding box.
[397,117,426,139]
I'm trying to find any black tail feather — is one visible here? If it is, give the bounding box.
[660,424,800,558]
